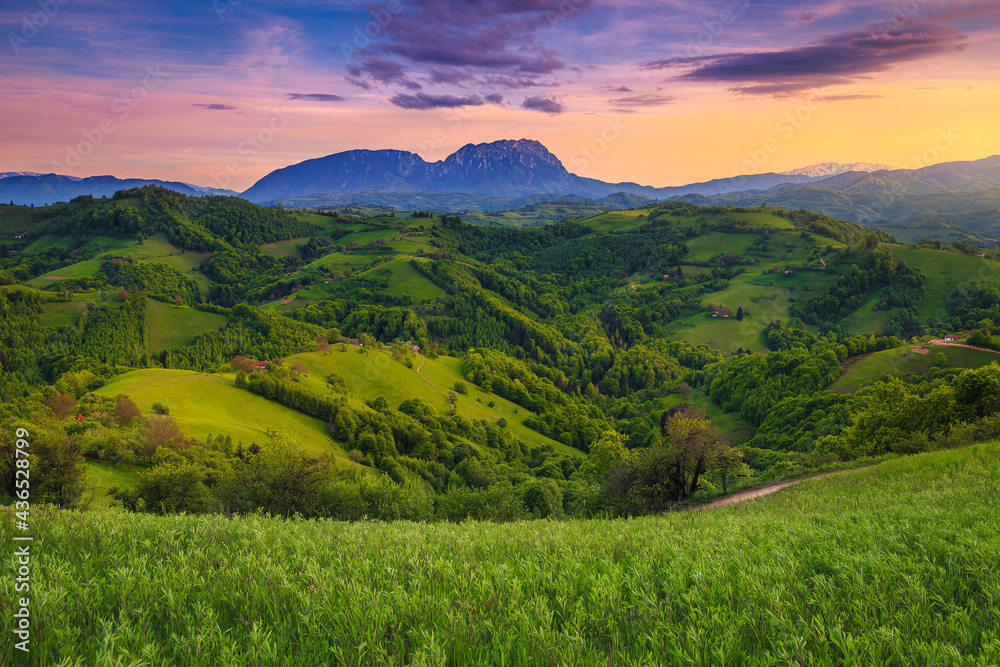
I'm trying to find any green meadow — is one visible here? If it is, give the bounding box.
[286,347,579,455]
[94,369,351,461]
[830,343,1000,393]
[145,300,228,351]
[4,441,997,666]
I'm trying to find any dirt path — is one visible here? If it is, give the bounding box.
[926,340,1000,355]
[414,354,454,409]
[695,470,845,510]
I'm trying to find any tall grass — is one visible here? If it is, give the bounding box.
[3,443,999,666]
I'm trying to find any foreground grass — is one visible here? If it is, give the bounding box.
[3,443,999,666]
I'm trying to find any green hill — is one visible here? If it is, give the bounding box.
[95,369,353,461]
[5,440,998,665]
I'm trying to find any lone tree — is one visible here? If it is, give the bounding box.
[44,393,77,421]
[114,395,142,426]
[634,412,735,505]
[736,306,744,321]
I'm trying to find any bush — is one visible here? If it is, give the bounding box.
[151,402,170,415]
[453,381,468,394]
[435,485,528,522]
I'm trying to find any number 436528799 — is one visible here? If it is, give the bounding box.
[14,427,30,521]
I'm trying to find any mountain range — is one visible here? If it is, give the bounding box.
[239,139,836,204]
[676,155,1000,241]
[2,141,998,240]
[0,173,238,205]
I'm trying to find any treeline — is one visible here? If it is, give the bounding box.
[706,323,903,425]
[792,246,926,325]
[103,260,202,304]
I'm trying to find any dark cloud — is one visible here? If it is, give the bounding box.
[610,93,676,107]
[193,103,236,110]
[343,1,593,103]
[613,86,633,92]
[286,93,346,102]
[485,93,505,104]
[640,22,968,97]
[390,92,485,110]
[521,95,563,114]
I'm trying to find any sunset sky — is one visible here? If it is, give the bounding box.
[1,0,998,191]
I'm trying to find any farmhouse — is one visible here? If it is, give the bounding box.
[944,334,960,341]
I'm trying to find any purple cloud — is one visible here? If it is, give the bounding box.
[287,93,345,102]
[610,93,676,107]
[641,22,969,97]
[485,93,505,104]
[521,95,563,114]
[343,0,593,104]
[390,92,485,110]
[193,104,236,110]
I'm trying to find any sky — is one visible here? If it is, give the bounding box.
[1,0,998,191]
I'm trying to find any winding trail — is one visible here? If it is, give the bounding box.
[693,470,847,511]
[926,339,1000,356]
[414,354,454,409]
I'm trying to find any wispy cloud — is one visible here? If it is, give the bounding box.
[194,103,237,110]
[287,93,346,102]
[610,93,676,107]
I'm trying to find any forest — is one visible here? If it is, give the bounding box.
[2,187,1000,521]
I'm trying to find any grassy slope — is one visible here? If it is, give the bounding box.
[5,442,998,665]
[352,257,443,302]
[286,348,580,456]
[892,245,1000,318]
[26,259,102,287]
[830,343,1000,393]
[145,300,227,351]
[94,369,351,461]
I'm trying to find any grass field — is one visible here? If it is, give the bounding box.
[260,237,306,257]
[37,297,95,328]
[25,259,102,287]
[4,441,997,665]
[83,460,145,509]
[685,232,757,261]
[836,289,894,335]
[662,314,772,354]
[287,348,580,456]
[0,203,35,234]
[306,252,378,270]
[95,370,351,461]
[353,257,443,302]
[891,245,1000,318]
[578,209,650,231]
[145,300,228,351]
[830,344,1000,393]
